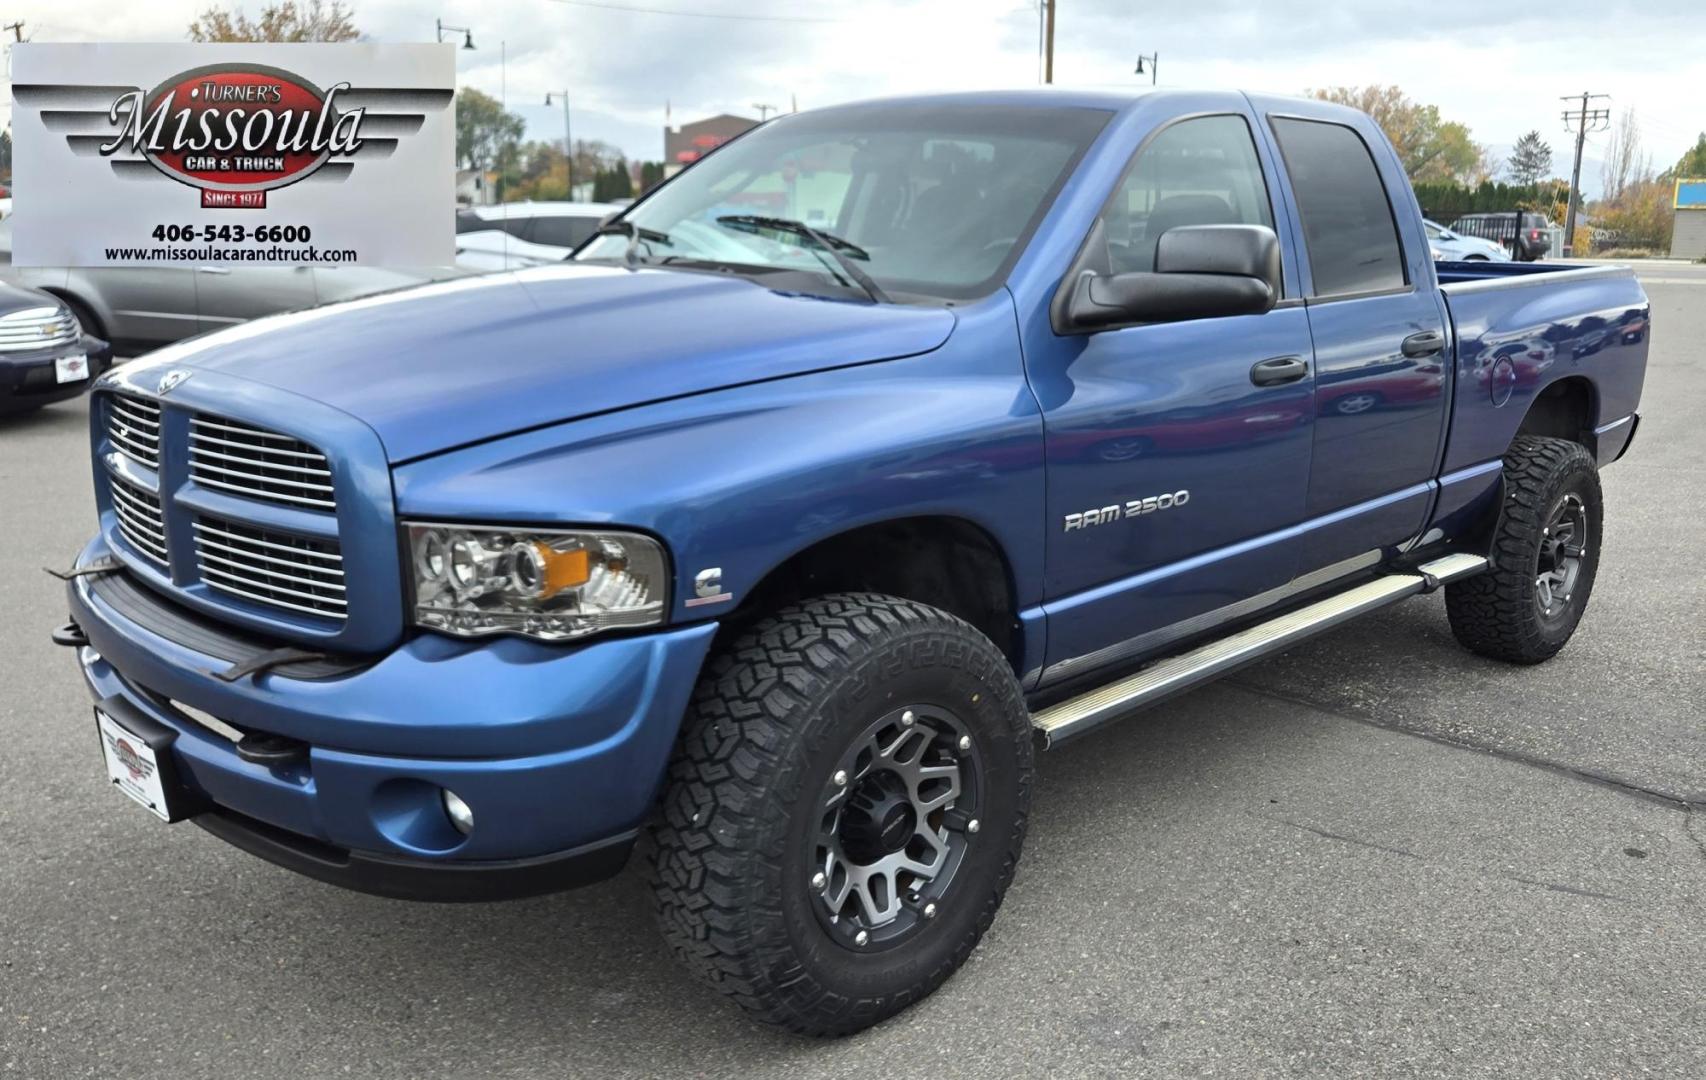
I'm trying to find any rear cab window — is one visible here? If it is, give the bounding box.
[530,216,600,249]
[1270,117,1407,298]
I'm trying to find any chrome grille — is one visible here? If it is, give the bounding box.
[0,305,78,352]
[109,474,168,564]
[107,395,162,470]
[189,416,335,511]
[192,516,346,620]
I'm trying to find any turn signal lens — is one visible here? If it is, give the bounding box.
[510,542,591,600]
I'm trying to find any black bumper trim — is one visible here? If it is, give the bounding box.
[194,808,637,903]
[74,569,373,680]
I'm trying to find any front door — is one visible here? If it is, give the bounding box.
[82,267,200,345]
[1035,111,1316,681]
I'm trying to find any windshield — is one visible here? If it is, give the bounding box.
[577,103,1111,301]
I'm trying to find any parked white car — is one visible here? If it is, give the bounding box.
[1424,219,1510,262]
[454,202,619,271]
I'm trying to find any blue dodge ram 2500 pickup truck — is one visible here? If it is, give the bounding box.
[57,90,1648,1035]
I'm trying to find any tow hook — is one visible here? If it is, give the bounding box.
[234,731,309,767]
[51,621,90,648]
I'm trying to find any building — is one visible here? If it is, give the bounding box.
[456,168,497,206]
[664,113,759,177]
[1671,178,1706,259]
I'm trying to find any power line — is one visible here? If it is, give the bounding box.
[541,0,845,22]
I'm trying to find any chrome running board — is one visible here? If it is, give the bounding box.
[1031,553,1487,747]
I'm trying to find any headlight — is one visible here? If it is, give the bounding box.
[406,523,667,641]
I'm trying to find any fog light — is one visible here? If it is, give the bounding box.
[442,788,474,835]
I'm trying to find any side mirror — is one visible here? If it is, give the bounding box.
[1059,224,1281,333]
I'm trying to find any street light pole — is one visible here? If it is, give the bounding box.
[1134,51,1157,85]
[435,18,476,49]
[1043,0,1056,84]
[546,91,573,199]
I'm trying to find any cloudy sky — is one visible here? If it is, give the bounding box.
[4,0,1702,194]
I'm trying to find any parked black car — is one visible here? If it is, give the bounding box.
[1447,211,1552,261]
[0,282,113,415]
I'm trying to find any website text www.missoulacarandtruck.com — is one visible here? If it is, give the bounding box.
[102,244,358,263]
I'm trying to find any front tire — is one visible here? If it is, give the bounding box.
[644,593,1034,1035]
[1446,435,1603,664]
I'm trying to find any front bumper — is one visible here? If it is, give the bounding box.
[64,536,718,900]
[0,335,112,411]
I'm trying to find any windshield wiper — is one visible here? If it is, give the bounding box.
[715,215,890,303]
[588,220,673,268]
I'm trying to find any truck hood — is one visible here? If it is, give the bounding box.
[156,263,957,462]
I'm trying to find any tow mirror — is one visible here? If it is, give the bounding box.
[1060,224,1282,332]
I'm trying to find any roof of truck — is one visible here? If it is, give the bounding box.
[800,87,1283,113]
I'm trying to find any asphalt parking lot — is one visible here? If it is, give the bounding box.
[3,263,1703,1078]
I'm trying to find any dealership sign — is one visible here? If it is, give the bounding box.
[10,44,455,267]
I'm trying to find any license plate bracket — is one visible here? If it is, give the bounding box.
[94,699,191,823]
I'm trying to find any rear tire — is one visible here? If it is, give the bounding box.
[1446,435,1602,664]
[643,592,1033,1036]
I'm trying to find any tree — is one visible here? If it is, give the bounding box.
[1506,130,1553,186]
[593,161,632,203]
[1594,177,1673,251]
[1600,108,1650,204]
[0,130,12,183]
[1310,85,1488,184]
[188,1,359,42]
[1672,133,1706,179]
[455,88,526,177]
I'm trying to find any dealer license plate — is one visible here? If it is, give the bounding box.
[55,353,90,384]
[95,709,176,821]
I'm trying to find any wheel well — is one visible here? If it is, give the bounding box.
[1516,376,1596,455]
[41,288,105,339]
[731,517,1021,666]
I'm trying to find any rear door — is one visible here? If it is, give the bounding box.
[196,265,320,334]
[1036,109,1317,680]
[1261,108,1450,574]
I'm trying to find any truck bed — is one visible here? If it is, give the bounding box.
[1435,261,1649,475]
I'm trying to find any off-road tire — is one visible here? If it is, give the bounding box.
[643,592,1034,1036]
[1446,435,1603,664]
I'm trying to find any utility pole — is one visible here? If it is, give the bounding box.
[545,91,572,198]
[1559,91,1610,257]
[753,103,777,121]
[1043,0,1055,84]
[4,20,25,42]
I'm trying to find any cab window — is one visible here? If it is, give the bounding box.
[1098,115,1275,277]
[1271,117,1407,297]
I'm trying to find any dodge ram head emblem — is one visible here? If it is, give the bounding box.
[156,369,192,395]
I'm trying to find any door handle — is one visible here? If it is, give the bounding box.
[196,266,232,275]
[1401,329,1445,357]
[1249,355,1308,387]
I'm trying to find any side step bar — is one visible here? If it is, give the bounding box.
[1031,553,1488,747]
